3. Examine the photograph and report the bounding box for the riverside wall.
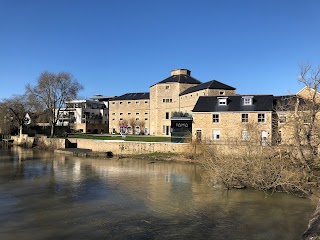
[10,135,276,156]
[67,138,190,155]
[11,135,190,155]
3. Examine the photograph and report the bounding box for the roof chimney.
[171,69,191,76]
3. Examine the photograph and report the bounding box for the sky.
[0,0,320,100]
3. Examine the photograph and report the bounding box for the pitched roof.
[111,92,150,101]
[180,80,236,96]
[152,74,201,86]
[192,95,274,112]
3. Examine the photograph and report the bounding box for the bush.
[197,142,319,197]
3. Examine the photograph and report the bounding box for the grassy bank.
[67,134,171,142]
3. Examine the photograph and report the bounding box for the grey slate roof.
[180,80,236,96]
[111,92,150,101]
[152,74,201,86]
[192,95,274,112]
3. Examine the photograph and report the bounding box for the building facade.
[109,69,237,136]
[57,99,109,133]
[191,95,274,144]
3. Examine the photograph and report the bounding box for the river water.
[0,146,316,240]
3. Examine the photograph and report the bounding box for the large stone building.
[109,69,237,136]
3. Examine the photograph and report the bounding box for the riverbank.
[303,198,320,240]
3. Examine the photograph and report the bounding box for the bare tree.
[138,120,146,135]
[128,117,137,135]
[275,64,320,169]
[0,94,32,136]
[26,71,83,137]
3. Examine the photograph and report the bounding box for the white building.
[57,99,109,133]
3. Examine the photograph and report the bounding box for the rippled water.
[0,146,316,240]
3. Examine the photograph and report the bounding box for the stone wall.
[67,138,190,155]
[11,134,35,147]
[11,135,190,155]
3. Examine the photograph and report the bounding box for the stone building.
[191,95,274,144]
[109,93,150,134]
[109,69,236,136]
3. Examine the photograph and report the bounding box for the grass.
[67,134,171,142]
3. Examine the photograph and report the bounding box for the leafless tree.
[26,71,83,137]
[128,117,137,135]
[138,120,146,135]
[0,94,33,136]
[275,64,320,169]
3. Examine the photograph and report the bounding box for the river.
[0,146,316,239]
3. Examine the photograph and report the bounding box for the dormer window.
[242,96,253,106]
[218,97,228,105]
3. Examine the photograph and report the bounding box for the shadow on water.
[0,146,316,240]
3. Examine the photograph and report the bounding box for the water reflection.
[0,147,316,240]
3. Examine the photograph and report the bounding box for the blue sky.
[1,0,319,100]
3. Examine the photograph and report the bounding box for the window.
[242,130,249,141]
[163,125,170,135]
[112,118,115,121]
[242,113,248,123]
[219,91,225,95]
[145,112,148,115]
[196,130,202,141]
[136,101,140,104]
[119,102,123,104]
[163,98,172,103]
[213,130,221,140]
[120,113,123,115]
[119,118,123,121]
[136,118,139,121]
[279,115,286,123]
[145,101,148,104]
[128,101,131,104]
[112,102,115,104]
[212,114,219,123]
[145,118,148,121]
[258,113,265,123]
[165,112,170,119]
[136,112,139,115]
[128,112,131,115]
[218,98,227,105]
[243,96,253,106]
[165,86,170,89]
[112,113,115,115]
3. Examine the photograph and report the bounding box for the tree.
[138,120,146,135]
[275,64,320,167]
[0,94,32,136]
[128,117,137,135]
[26,71,83,137]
